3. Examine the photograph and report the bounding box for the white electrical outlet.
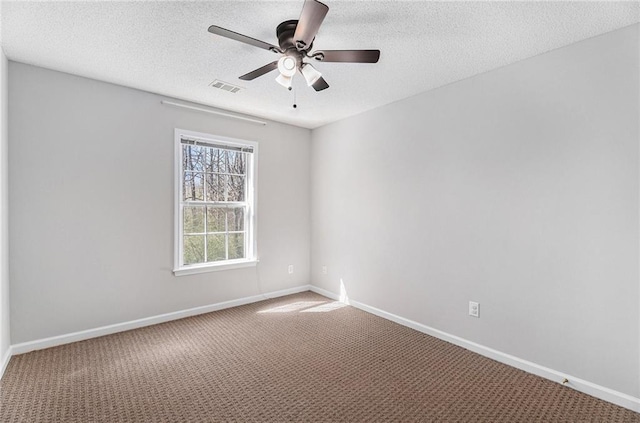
[322,266,327,274]
[469,301,480,318]
[288,265,294,274]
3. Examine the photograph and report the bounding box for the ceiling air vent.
[209,79,242,93]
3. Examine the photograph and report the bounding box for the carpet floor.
[1,291,638,422]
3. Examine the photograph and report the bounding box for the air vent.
[209,80,242,93]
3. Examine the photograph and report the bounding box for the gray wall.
[0,50,9,362]
[311,24,639,397]
[9,63,311,344]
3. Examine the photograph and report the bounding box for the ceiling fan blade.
[293,0,329,50]
[239,61,279,81]
[208,25,280,52]
[315,50,380,63]
[312,77,329,92]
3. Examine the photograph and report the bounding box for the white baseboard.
[0,345,12,379]
[10,284,311,357]
[309,285,640,413]
[309,286,340,300]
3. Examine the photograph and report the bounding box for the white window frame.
[173,128,258,276]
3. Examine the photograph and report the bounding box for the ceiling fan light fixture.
[301,63,322,87]
[275,73,293,89]
[277,56,297,77]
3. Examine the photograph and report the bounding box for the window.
[174,129,257,275]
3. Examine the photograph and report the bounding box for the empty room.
[0,1,639,421]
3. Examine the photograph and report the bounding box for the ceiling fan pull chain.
[292,86,298,109]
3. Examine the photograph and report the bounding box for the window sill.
[174,259,258,276]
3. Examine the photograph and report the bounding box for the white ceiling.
[2,1,638,129]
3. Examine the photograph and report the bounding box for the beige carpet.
[1,291,638,422]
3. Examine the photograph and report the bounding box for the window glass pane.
[228,233,245,260]
[206,234,226,262]
[207,207,226,233]
[206,173,226,201]
[227,151,246,175]
[206,148,223,173]
[210,149,228,174]
[183,206,205,234]
[183,145,206,172]
[183,172,204,201]
[183,235,205,264]
[227,175,245,202]
[227,208,244,232]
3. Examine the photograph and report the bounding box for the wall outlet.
[288,265,294,274]
[322,266,327,274]
[469,301,480,318]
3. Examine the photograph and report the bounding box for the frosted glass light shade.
[275,73,292,89]
[277,56,297,77]
[301,64,322,86]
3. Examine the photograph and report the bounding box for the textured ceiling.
[2,1,638,129]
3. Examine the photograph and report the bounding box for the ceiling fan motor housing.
[277,20,312,56]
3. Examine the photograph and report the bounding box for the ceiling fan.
[208,0,380,92]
